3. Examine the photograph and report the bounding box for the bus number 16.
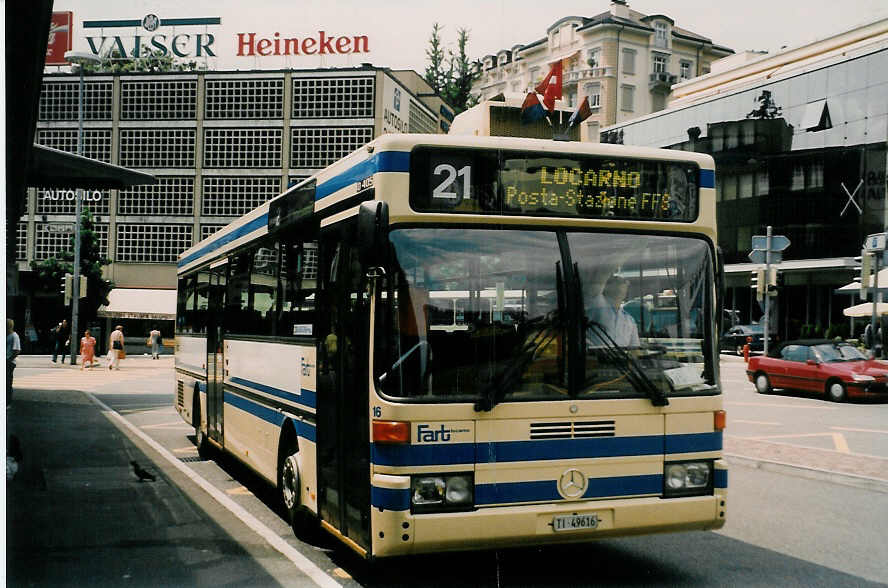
[433,164,471,202]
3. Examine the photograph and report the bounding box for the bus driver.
[587,274,640,348]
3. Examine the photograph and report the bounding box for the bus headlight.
[411,473,474,513]
[663,460,713,497]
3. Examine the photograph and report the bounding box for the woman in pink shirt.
[80,329,97,370]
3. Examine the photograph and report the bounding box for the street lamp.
[63,50,102,365]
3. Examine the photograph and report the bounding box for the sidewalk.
[17,353,174,369]
[5,377,287,585]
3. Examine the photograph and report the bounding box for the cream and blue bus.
[174,133,727,559]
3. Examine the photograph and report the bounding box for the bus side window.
[194,271,210,334]
[277,240,318,337]
[226,251,252,335]
[251,246,278,335]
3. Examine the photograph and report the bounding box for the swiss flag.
[534,60,563,113]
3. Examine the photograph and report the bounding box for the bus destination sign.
[409,147,700,222]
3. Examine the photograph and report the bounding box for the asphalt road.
[8,355,888,586]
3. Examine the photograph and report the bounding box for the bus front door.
[317,241,371,552]
[206,266,226,447]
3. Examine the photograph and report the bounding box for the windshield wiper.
[474,311,562,411]
[586,321,669,406]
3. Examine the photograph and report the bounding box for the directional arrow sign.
[751,235,791,252]
[748,250,782,264]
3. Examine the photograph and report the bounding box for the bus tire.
[193,389,211,459]
[279,436,317,536]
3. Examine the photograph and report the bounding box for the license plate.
[553,513,599,532]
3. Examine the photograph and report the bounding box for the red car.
[746,339,888,402]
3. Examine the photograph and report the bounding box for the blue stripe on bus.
[227,376,316,408]
[177,214,268,268]
[699,169,715,188]
[714,468,728,489]
[372,433,722,468]
[371,486,411,511]
[223,389,317,441]
[665,432,722,454]
[225,390,286,426]
[315,151,410,202]
[475,474,662,505]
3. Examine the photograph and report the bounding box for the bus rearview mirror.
[357,200,389,267]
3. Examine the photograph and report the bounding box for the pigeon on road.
[130,460,156,482]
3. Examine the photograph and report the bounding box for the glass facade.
[604,44,888,340]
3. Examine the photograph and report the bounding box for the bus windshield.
[374,228,717,404]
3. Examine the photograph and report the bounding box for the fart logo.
[416,423,470,443]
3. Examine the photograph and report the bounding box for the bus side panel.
[174,334,208,427]
[223,339,316,485]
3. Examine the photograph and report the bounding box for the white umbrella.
[842,302,888,318]
[836,268,888,293]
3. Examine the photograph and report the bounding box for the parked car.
[720,324,769,355]
[746,339,888,402]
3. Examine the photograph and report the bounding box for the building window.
[116,223,193,263]
[201,224,226,241]
[723,175,737,200]
[204,128,283,168]
[710,126,724,151]
[292,77,374,118]
[408,101,437,133]
[205,78,284,119]
[584,83,601,108]
[121,80,197,120]
[809,161,824,189]
[36,129,112,163]
[202,176,281,217]
[119,129,195,168]
[16,222,27,260]
[654,22,668,48]
[742,120,755,145]
[291,126,373,169]
[118,177,194,216]
[791,165,805,191]
[39,81,112,121]
[739,173,754,199]
[587,48,601,69]
[680,60,692,80]
[622,49,636,75]
[620,85,635,112]
[35,223,108,259]
[652,54,667,74]
[757,171,769,196]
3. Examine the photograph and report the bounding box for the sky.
[48,0,888,74]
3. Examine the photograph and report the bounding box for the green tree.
[424,23,447,94]
[443,28,479,114]
[30,207,114,330]
[424,24,479,114]
[82,47,204,73]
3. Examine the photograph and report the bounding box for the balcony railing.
[649,71,677,92]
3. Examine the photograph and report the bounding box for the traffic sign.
[751,234,791,252]
[748,250,782,265]
[864,233,887,252]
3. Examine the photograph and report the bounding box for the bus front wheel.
[279,441,317,536]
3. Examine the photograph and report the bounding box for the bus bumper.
[371,489,727,557]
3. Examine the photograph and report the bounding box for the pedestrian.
[51,319,70,364]
[107,325,125,370]
[7,319,21,405]
[148,326,162,359]
[79,328,97,370]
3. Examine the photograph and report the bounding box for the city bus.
[174,133,727,559]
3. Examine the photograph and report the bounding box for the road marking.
[832,426,888,435]
[726,401,837,410]
[733,419,782,426]
[140,421,192,430]
[746,432,851,453]
[86,393,341,588]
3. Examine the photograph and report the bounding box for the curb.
[724,452,888,494]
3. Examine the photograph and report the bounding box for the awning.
[836,268,888,294]
[842,302,888,318]
[97,288,176,321]
[28,144,157,189]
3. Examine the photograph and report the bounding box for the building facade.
[472,0,732,142]
[16,66,452,351]
[601,19,888,341]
